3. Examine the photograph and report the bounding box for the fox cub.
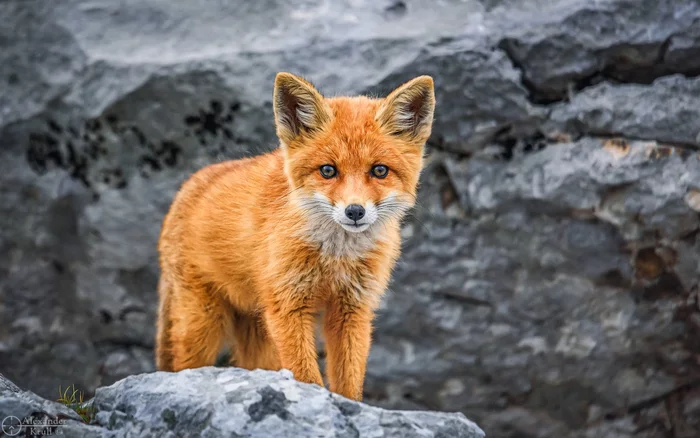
[155,72,435,400]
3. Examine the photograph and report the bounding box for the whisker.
[403,212,431,235]
[373,193,434,236]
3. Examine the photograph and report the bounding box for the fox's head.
[273,72,435,242]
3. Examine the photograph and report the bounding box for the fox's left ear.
[376,75,435,144]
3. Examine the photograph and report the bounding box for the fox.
[155,72,435,401]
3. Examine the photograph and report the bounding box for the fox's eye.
[371,165,389,179]
[319,164,337,179]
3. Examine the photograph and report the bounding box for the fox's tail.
[155,276,174,371]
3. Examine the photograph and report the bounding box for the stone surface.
[0,369,483,437]
[0,372,102,437]
[546,76,700,147]
[95,367,484,437]
[368,138,700,437]
[2,1,700,437]
[496,0,700,103]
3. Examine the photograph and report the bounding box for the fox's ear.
[273,72,330,145]
[376,75,435,144]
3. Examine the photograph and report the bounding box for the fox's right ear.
[273,72,330,145]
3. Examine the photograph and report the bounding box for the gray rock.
[546,76,700,147]
[0,372,102,437]
[496,0,700,103]
[367,138,700,436]
[2,0,700,437]
[94,367,484,438]
[0,369,485,438]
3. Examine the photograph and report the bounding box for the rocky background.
[1,0,699,437]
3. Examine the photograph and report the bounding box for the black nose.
[345,204,365,221]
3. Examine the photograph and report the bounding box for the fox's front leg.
[263,299,323,386]
[323,299,374,400]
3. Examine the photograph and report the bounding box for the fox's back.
[158,150,289,285]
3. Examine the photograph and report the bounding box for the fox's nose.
[345,204,365,222]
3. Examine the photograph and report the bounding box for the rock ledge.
[0,368,485,437]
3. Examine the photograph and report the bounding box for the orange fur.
[155,72,435,400]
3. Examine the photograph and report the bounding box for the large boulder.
[0,368,484,437]
[369,137,700,437]
[1,1,699,437]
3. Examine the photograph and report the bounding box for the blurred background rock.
[1,1,699,437]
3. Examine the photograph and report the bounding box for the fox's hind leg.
[229,311,281,371]
[165,278,232,371]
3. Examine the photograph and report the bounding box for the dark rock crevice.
[499,35,700,106]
